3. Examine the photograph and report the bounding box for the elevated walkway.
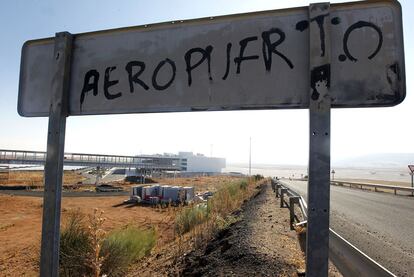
[0,149,180,171]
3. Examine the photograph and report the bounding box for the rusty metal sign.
[18,0,405,117]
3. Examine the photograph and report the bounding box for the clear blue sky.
[0,0,413,165]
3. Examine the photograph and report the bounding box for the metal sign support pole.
[40,32,73,277]
[306,3,331,277]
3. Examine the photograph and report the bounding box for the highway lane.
[282,180,414,277]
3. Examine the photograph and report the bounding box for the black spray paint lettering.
[125,61,149,92]
[295,16,383,62]
[222,43,232,80]
[262,28,294,70]
[234,36,259,74]
[311,14,329,57]
[80,69,99,106]
[104,66,122,100]
[185,46,213,86]
[78,20,383,108]
[296,13,330,57]
[152,58,176,90]
[79,27,294,107]
[339,21,383,62]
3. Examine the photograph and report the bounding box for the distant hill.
[334,153,414,168]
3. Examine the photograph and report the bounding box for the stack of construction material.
[163,186,181,202]
[130,184,194,204]
[183,187,195,203]
[131,186,143,197]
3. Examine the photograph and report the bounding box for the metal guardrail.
[331,180,414,196]
[271,179,396,277]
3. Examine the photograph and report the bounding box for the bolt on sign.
[18,0,404,117]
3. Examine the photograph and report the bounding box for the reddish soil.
[0,194,178,276]
[0,176,339,276]
[0,175,242,276]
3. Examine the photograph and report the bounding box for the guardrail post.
[276,183,280,198]
[280,188,287,208]
[307,3,331,277]
[411,173,414,196]
[40,32,72,277]
[289,196,300,230]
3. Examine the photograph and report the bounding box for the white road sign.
[18,0,405,117]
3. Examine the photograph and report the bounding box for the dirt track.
[179,182,304,276]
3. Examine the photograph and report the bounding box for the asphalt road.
[282,180,414,277]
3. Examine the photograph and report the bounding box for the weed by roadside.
[60,210,93,277]
[101,225,156,276]
[174,178,264,243]
[59,209,156,277]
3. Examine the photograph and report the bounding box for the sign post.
[307,3,331,276]
[39,32,72,277]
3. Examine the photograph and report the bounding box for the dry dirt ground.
[0,170,85,186]
[134,182,342,277]
[1,177,341,276]
[0,195,179,276]
[0,175,242,276]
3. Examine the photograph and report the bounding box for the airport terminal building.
[176,152,226,173]
[122,151,226,176]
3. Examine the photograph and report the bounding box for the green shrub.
[59,210,156,277]
[253,174,264,181]
[59,211,93,277]
[175,179,250,235]
[100,226,157,276]
[239,179,248,190]
[175,204,209,235]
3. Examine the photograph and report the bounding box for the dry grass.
[173,177,265,253]
[152,176,244,193]
[0,170,85,186]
